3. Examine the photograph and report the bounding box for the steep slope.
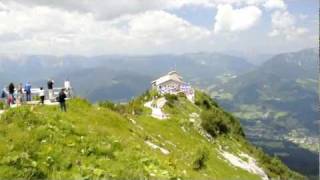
[211,48,318,139]
[0,91,302,180]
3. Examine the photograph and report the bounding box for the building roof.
[152,71,185,85]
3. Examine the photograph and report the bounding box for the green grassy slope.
[0,91,303,180]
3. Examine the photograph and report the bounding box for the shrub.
[128,100,143,115]
[177,92,186,98]
[164,94,178,108]
[114,104,128,115]
[194,91,219,109]
[98,101,117,111]
[0,100,4,110]
[192,147,209,170]
[200,110,229,137]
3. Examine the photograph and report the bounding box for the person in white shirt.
[39,87,45,105]
[64,79,72,97]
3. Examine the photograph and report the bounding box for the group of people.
[1,82,32,106]
[1,79,72,112]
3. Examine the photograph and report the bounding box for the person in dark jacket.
[7,83,15,105]
[47,79,54,101]
[8,83,14,95]
[58,88,67,112]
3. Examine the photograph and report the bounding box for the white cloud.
[269,11,308,40]
[127,11,211,45]
[263,0,286,10]
[4,0,277,20]
[0,2,211,55]
[5,0,216,20]
[214,4,262,33]
[0,0,315,55]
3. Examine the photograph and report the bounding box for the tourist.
[24,82,32,101]
[8,83,14,96]
[1,87,6,99]
[16,83,24,105]
[58,88,67,112]
[47,79,55,101]
[39,87,45,105]
[64,79,72,97]
[7,83,15,106]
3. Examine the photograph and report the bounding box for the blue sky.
[0,0,318,55]
[170,0,318,54]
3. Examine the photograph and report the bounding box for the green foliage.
[98,100,135,115]
[192,147,209,171]
[194,91,219,109]
[196,91,244,137]
[33,95,40,101]
[200,110,229,137]
[142,89,160,101]
[128,99,144,115]
[164,94,178,108]
[0,100,5,110]
[98,100,117,111]
[177,92,187,98]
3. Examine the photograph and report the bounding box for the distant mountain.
[260,48,318,79]
[217,48,318,133]
[54,67,152,102]
[223,50,274,65]
[0,52,254,102]
[209,48,319,178]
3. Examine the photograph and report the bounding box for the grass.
[0,91,304,180]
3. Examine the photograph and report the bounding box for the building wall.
[157,80,182,93]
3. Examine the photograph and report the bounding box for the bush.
[177,92,186,98]
[201,110,229,137]
[128,100,143,115]
[0,100,4,110]
[164,94,178,108]
[192,147,209,170]
[98,101,117,111]
[194,91,219,109]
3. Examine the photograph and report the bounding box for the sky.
[0,0,318,56]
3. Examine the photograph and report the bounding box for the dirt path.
[144,97,167,120]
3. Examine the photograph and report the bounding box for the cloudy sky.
[0,0,318,56]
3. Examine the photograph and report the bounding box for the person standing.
[39,87,45,105]
[7,83,15,106]
[64,79,72,97]
[1,87,6,99]
[24,82,32,101]
[47,79,55,101]
[58,88,67,112]
[16,83,23,106]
